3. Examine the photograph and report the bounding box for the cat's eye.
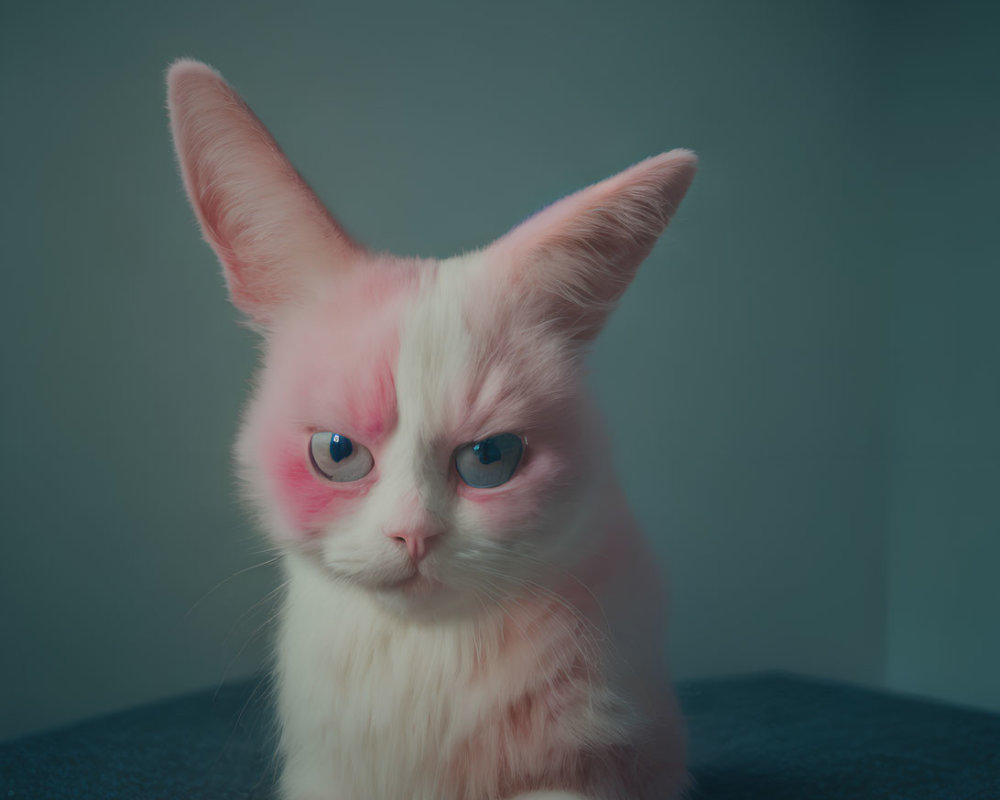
[309,433,374,482]
[454,433,524,489]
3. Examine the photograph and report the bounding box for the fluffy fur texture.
[168,59,696,800]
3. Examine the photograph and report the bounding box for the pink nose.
[386,529,437,563]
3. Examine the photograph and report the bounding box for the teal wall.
[881,3,1000,711]
[1,1,996,742]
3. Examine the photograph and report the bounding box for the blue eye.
[454,433,524,488]
[309,433,374,482]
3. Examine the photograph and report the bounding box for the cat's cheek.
[461,489,543,532]
[456,451,566,531]
[269,450,369,536]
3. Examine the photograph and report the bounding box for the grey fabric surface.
[2,672,998,799]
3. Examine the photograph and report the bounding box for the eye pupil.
[473,439,502,465]
[329,434,353,463]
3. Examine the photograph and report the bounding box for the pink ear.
[167,60,360,322]
[489,150,697,341]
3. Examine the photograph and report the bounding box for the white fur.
[259,256,683,800]
[270,257,642,800]
[168,60,694,800]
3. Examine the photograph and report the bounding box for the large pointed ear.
[167,59,360,323]
[488,150,696,341]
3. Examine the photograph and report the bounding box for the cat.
[167,59,696,800]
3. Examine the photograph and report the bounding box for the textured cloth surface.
[2,673,998,799]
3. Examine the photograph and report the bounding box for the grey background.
[1,0,997,742]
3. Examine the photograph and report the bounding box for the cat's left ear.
[487,150,696,341]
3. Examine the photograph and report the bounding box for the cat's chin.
[381,570,441,597]
[368,571,478,621]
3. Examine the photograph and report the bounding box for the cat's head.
[168,60,695,619]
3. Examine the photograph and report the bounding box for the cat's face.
[238,255,593,617]
[168,60,695,618]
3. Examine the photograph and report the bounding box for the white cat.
[168,59,696,800]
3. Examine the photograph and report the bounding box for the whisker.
[216,594,287,701]
[186,555,282,617]
[225,580,289,644]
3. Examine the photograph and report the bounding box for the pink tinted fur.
[245,264,417,537]
[445,490,679,799]
[168,58,696,800]
[491,151,697,341]
[167,59,361,322]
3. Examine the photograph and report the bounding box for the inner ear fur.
[167,59,361,324]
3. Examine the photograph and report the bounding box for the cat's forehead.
[395,252,576,438]
[260,260,418,441]
[261,252,571,443]
[393,255,480,437]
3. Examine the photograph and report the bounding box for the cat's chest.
[277,586,491,799]
[274,567,593,800]
[304,609,481,743]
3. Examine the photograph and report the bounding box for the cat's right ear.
[167,60,360,325]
